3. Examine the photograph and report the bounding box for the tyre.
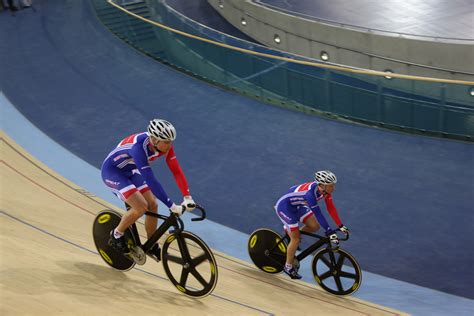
[161,231,218,298]
[311,247,362,295]
[248,228,287,274]
[92,210,136,271]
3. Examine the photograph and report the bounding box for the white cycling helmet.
[148,119,176,141]
[315,170,337,185]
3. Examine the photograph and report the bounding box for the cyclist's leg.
[141,190,158,238]
[301,208,320,233]
[116,191,148,233]
[302,216,320,233]
[102,167,148,233]
[286,229,300,265]
[139,189,161,260]
[293,206,314,250]
[275,204,299,265]
[129,172,158,239]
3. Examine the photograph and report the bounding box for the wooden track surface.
[0,133,407,315]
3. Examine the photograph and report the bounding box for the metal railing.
[91,0,474,140]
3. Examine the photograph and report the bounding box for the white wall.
[208,0,474,81]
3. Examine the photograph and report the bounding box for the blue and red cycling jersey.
[275,181,342,233]
[101,132,189,208]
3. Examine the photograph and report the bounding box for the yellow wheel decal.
[263,266,277,273]
[98,214,111,224]
[352,282,359,290]
[166,235,176,243]
[249,235,257,248]
[99,249,113,265]
[314,276,321,284]
[176,285,186,293]
[210,262,216,275]
[277,239,286,253]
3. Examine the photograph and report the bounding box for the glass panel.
[92,0,474,139]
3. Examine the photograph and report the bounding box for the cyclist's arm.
[324,194,343,227]
[131,144,173,208]
[166,146,190,197]
[305,188,332,232]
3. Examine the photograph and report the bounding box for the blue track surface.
[1,0,473,301]
[5,91,474,316]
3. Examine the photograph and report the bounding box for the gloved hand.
[328,234,339,248]
[181,195,196,211]
[339,225,350,235]
[170,203,185,216]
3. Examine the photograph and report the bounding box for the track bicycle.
[248,228,361,295]
[92,205,218,298]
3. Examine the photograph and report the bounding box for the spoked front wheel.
[311,248,362,295]
[161,231,218,298]
[247,228,287,274]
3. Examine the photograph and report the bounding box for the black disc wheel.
[92,210,136,271]
[247,228,287,274]
[161,231,218,298]
[311,248,362,295]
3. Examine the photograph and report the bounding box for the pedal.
[128,246,146,265]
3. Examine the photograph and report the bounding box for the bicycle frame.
[94,204,217,297]
[274,230,348,262]
[129,205,206,253]
[295,231,329,262]
[247,227,360,295]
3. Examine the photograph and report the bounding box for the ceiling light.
[384,69,394,79]
[469,87,474,96]
[320,51,329,61]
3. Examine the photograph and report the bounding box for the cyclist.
[275,170,349,279]
[101,119,195,261]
